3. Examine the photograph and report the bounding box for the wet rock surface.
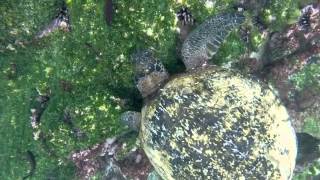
[257,4,320,136]
[296,133,320,166]
[70,133,153,180]
[247,4,320,174]
[118,149,153,180]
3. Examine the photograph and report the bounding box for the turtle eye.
[145,62,154,73]
[155,64,161,72]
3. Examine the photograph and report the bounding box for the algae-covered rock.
[140,67,297,179]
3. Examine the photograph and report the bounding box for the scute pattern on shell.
[181,13,245,70]
[140,67,297,180]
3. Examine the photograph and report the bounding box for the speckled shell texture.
[140,67,297,180]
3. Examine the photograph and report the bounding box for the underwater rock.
[61,109,87,139]
[29,89,50,141]
[104,159,126,180]
[118,149,153,179]
[70,138,121,179]
[36,4,71,39]
[233,0,269,14]
[262,31,300,64]
[70,131,139,179]
[261,3,320,65]
[295,133,320,173]
[23,150,36,180]
[295,89,318,110]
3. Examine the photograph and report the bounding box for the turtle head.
[132,50,169,98]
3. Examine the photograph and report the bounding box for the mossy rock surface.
[140,66,297,179]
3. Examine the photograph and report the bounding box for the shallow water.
[0,0,319,179]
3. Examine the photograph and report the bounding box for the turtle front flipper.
[181,13,245,70]
[132,50,169,98]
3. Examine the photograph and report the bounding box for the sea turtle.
[120,12,297,179]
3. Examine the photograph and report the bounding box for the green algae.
[260,0,300,31]
[213,31,246,65]
[303,117,320,139]
[294,161,320,180]
[0,0,319,179]
[290,62,320,92]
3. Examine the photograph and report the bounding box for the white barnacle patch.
[164,101,179,118]
[205,149,214,156]
[180,86,193,95]
[170,141,178,149]
[173,127,185,138]
[191,129,209,144]
[190,145,203,154]
[203,168,208,176]
[158,105,166,115]
[181,119,190,131]
[173,94,184,104]
[161,124,167,131]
